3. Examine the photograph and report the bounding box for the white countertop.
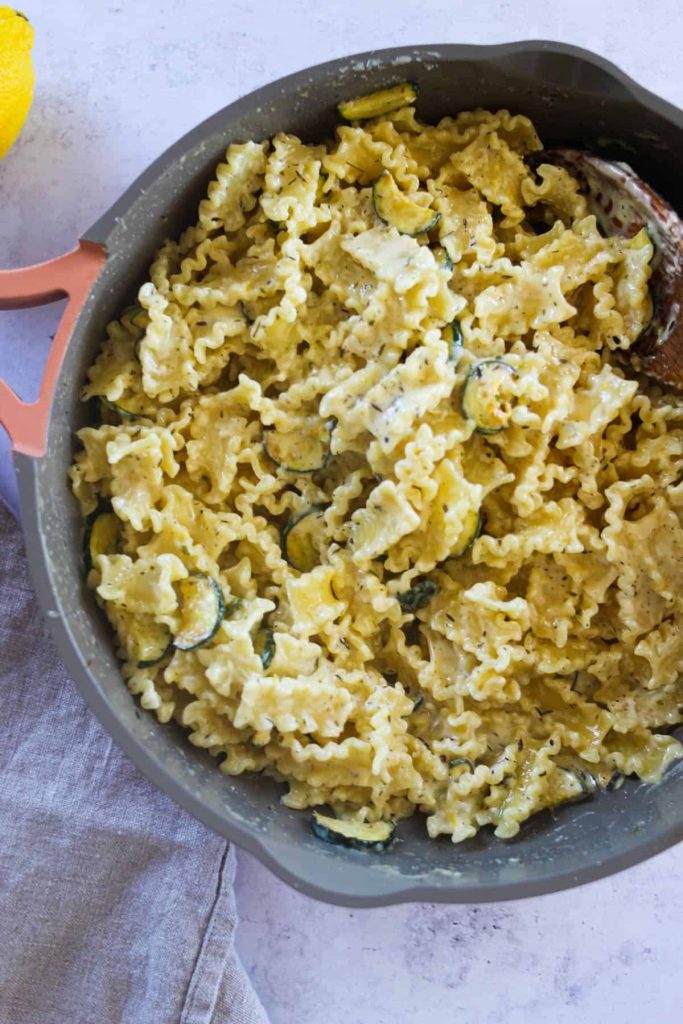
[2,1,683,1020]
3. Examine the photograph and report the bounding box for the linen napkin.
[0,496,269,1024]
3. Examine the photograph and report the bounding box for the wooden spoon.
[539,149,683,389]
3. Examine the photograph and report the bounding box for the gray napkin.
[0,497,269,1024]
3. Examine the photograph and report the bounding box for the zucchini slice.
[311,812,396,852]
[263,418,332,473]
[444,319,463,363]
[432,245,454,272]
[282,505,327,573]
[396,577,438,613]
[174,574,225,651]
[449,507,483,559]
[461,359,518,435]
[449,757,475,772]
[121,304,149,335]
[254,626,275,669]
[561,765,625,799]
[130,619,173,669]
[575,769,599,795]
[373,171,440,236]
[606,771,625,791]
[338,81,418,121]
[100,396,144,420]
[83,506,121,572]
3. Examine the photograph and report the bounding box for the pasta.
[70,97,683,845]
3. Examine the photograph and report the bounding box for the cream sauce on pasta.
[70,106,683,843]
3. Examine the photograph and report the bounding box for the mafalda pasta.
[70,92,683,845]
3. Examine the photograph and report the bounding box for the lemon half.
[0,7,35,159]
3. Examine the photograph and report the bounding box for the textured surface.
[2,1,683,1022]
[236,844,681,1024]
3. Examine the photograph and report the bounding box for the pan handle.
[0,240,106,457]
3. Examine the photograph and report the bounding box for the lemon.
[0,7,34,160]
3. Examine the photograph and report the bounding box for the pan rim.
[22,40,683,906]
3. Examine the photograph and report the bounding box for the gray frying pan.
[2,41,683,906]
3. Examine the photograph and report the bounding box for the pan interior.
[24,43,683,904]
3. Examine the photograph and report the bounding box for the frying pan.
[2,41,683,907]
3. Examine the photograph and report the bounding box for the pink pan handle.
[0,241,106,457]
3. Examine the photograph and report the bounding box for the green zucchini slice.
[121,304,149,335]
[432,245,454,272]
[449,757,475,772]
[263,418,332,473]
[130,619,173,669]
[83,506,121,572]
[396,577,438,613]
[174,574,225,651]
[449,508,483,559]
[575,769,599,795]
[311,812,396,852]
[373,171,440,236]
[254,626,275,669]
[461,359,518,435]
[561,765,625,799]
[338,81,418,121]
[100,396,145,420]
[444,319,463,363]
[282,505,327,573]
